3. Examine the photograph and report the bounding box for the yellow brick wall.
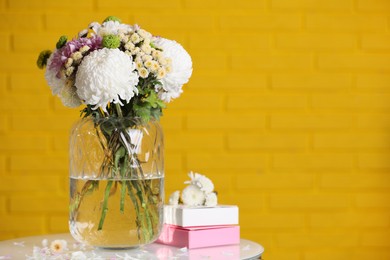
[1,0,390,259]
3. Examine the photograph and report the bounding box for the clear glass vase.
[68,116,164,248]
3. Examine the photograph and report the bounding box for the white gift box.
[163,205,239,227]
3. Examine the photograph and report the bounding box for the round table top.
[0,233,264,259]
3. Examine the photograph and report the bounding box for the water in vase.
[69,176,164,248]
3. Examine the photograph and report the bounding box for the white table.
[0,233,264,259]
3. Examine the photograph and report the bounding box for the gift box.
[163,205,239,227]
[157,224,240,249]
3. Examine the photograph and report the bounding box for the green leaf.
[133,103,151,122]
[150,107,163,120]
[143,91,159,108]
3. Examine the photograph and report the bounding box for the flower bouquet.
[37,16,192,247]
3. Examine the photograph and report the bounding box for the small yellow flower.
[141,43,152,55]
[138,29,152,39]
[153,50,163,60]
[65,66,74,77]
[71,51,82,61]
[134,55,143,63]
[65,58,73,68]
[125,41,135,51]
[165,65,172,73]
[130,33,141,44]
[144,60,153,69]
[131,47,141,55]
[157,68,166,79]
[119,33,128,43]
[136,61,144,70]
[142,55,153,62]
[79,45,90,54]
[138,67,149,78]
[151,61,160,72]
[143,37,151,46]
[165,57,172,65]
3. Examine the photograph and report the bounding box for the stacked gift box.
[157,205,240,249]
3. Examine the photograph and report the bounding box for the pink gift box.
[157,224,240,249]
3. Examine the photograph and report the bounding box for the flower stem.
[115,103,123,117]
[126,182,142,242]
[119,154,129,213]
[69,180,98,219]
[120,181,126,213]
[98,180,114,230]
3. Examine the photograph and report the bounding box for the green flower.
[103,16,121,23]
[56,35,67,49]
[36,50,52,69]
[102,35,121,49]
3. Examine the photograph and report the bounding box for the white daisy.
[138,67,149,78]
[130,33,142,44]
[75,48,139,111]
[181,184,205,206]
[50,239,67,253]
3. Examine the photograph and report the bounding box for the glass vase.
[68,116,164,248]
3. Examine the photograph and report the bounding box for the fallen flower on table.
[50,239,68,254]
[13,241,25,247]
[25,238,90,260]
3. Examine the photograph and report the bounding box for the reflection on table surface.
[0,233,264,259]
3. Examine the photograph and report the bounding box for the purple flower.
[48,35,102,78]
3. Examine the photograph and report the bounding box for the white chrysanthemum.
[93,21,133,36]
[181,184,205,206]
[44,54,66,96]
[50,239,67,253]
[185,171,214,194]
[75,48,139,111]
[205,192,218,207]
[153,37,192,102]
[169,190,180,206]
